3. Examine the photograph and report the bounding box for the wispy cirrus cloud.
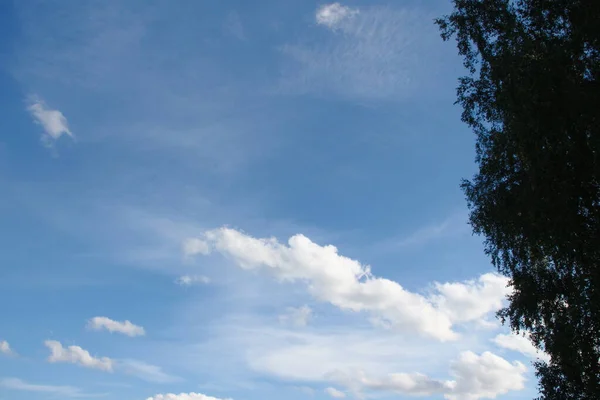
[13,1,282,177]
[87,316,146,337]
[377,211,470,251]
[175,275,211,286]
[278,305,312,327]
[146,393,231,400]
[0,377,100,398]
[278,4,440,101]
[119,359,182,383]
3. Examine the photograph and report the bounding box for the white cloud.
[325,387,346,398]
[226,317,526,400]
[27,96,73,144]
[246,328,446,383]
[185,228,509,341]
[475,318,501,330]
[44,340,113,372]
[0,377,93,398]
[146,393,231,400]
[0,340,14,356]
[188,228,454,340]
[316,3,359,29]
[430,273,511,323]
[43,340,179,382]
[445,351,527,400]
[183,237,211,257]
[119,359,182,383]
[327,351,526,400]
[176,275,211,286]
[280,6,439,100]
[279,305,312,327]
[336,370,451,397]
[87,316,146,337]
[493,332,551,363]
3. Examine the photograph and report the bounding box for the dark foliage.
[436,1,600,398]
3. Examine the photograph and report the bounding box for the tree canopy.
[436,0,600,398]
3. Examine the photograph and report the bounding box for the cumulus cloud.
[316,3,358,29]
[184,228,509,341]
[325,387,346,398]
[493,332,551,363]
[43,340,179,382]
[175,275,211,286]
[430,273,511,323]
[0,340,14,356]
[279,305,312,327]
[44,340,113,371]
[87,316,146,337]
[0,377,92,398]
[146,393,231,400]
[27,96,73,144]
[445,351,527,400]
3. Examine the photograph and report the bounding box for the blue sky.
[0,1,547,400]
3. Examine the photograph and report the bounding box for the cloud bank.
[184,227,511,341]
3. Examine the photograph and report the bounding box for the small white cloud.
[0,340,14,356]
[175,275,211,286]
[27,96,73,144]
[0,377,92,398]
[44,340,113,372]
[279,305,312,327]
[146,393,231,400]
[492,332,551,363]
[325,387,346,398]
[183,237,211,257]
[316,3,359,29]
[119,359,181,383]
[87,316,146,337]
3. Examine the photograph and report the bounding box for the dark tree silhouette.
[436,1,600,399]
